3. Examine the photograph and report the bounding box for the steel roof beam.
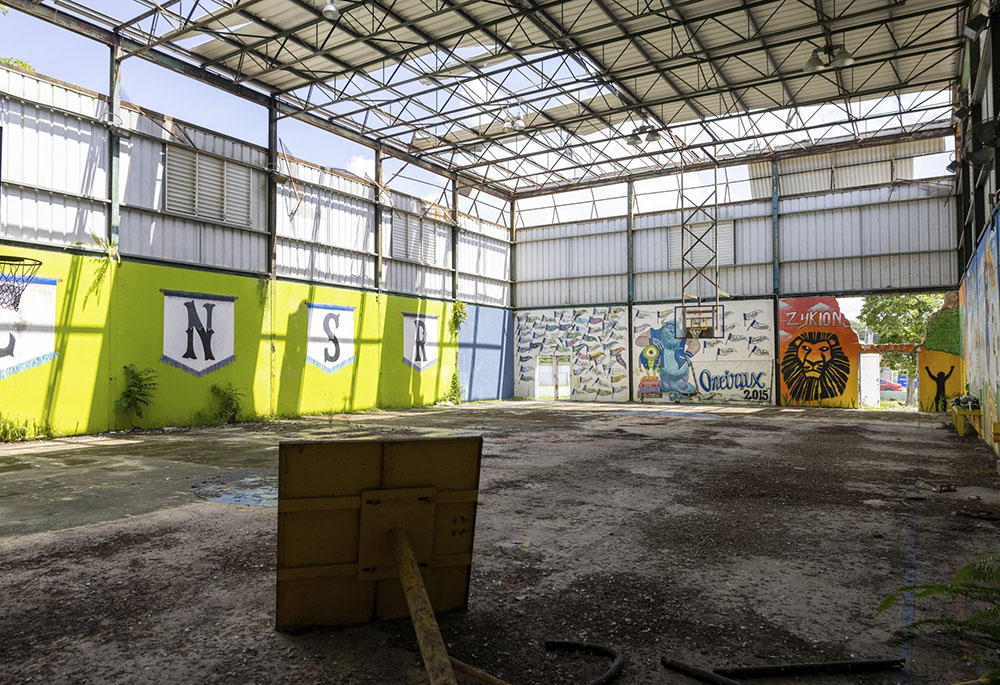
[426,42,961,160]
[513,124,953,198]
[321,0,961,142]
[454,77,955,172]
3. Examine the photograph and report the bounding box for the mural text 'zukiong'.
[778,297,860,408]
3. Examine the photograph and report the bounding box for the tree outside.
[0,6,33,71]
[859,292,945,405]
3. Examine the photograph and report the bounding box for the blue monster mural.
[644,320,700,397]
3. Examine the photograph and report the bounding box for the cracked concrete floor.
[1,402,999,684]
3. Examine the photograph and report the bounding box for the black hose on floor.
[714,658,905,678]
[544,640,625,685]
[660,657,741,685]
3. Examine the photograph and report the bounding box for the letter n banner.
[161,289,236,377]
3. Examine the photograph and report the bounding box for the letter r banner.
[402,312,438,371]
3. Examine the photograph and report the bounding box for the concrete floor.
[1,401,999,683]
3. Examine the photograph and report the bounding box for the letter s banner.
[306,303,356,374]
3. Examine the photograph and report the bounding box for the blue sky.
[0,7,446,198]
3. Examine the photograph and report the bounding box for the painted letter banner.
[161,289,236,377]
[306,303,355,374]
[402,312,438,371]
[0,277,57,379]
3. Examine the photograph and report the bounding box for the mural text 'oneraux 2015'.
[305,303,355,374]
[0,276,58,379]
[402,312,438,371]
[778,296,860,408]
[160,289,236,377]
[632,299,775,404]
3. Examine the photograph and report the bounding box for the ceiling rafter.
[11,0,965,197]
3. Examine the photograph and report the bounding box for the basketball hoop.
[675,304,723,339]
[0,256,42,311]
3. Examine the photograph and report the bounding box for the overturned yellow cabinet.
[275,436,483,631]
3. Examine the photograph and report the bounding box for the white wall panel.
[516,232,625,282]
[459,214,509,242]
[457,231,509,282]
[0,66,106,119]
[0,184,105,246]
[384,259,451,300]
[276,239,375,289]
[457,275,509,308]
[120,136,164,211]
[1,95,107,200]
[635,265,771,302]
[517,275,626,308]
[277,183,374,253]
[286,160,373,201]
[120,207,266,273]
[735,217,772,264]
[781,251,957,294]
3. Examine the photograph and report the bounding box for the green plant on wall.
[75,231,121,307]
[445,301,469,404]
[877,556,1000,681]
[115,364,158,425]
[0,415,51,442]
[209,383,244,424]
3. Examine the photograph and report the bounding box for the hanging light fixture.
[963,13,989,40]
[946,159,960,173]
[645,128,661,142]
[952,106,970,124]
[321,1,340,21]
[969,146,995,167]
[626,130,643,147]
[803,48,826,73]
[512,115,526,131]
[829,46,855,68]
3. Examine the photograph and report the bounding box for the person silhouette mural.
[925,365,954,412]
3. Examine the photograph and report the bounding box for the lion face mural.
[781,331,851,401]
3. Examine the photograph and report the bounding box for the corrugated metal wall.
[516,176,957,308]
[0,65,511,307]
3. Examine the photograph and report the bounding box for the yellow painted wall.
[0,244,112,436]
[917,349,962,412]
[1,245,460,437]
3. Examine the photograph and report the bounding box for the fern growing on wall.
[115,364,158,425]
[209,383,244,424]
[878,556,1000,681]
[445,301,469,404]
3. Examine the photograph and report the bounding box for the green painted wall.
[3,245,459,437]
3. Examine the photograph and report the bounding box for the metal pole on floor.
[389,527,457,685]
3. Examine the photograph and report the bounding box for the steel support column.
[267,98,278,278]
[374,149,383,291]
[626,179,635,402]
[451,178,459,301]
[107,36,122,248]
[771,160,780,295]
[509,199,517,310]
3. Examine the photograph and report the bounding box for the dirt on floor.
[2,402,1000,684]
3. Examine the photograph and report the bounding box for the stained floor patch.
[191,475,277,507]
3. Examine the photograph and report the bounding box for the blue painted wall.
[459,304,514,401]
